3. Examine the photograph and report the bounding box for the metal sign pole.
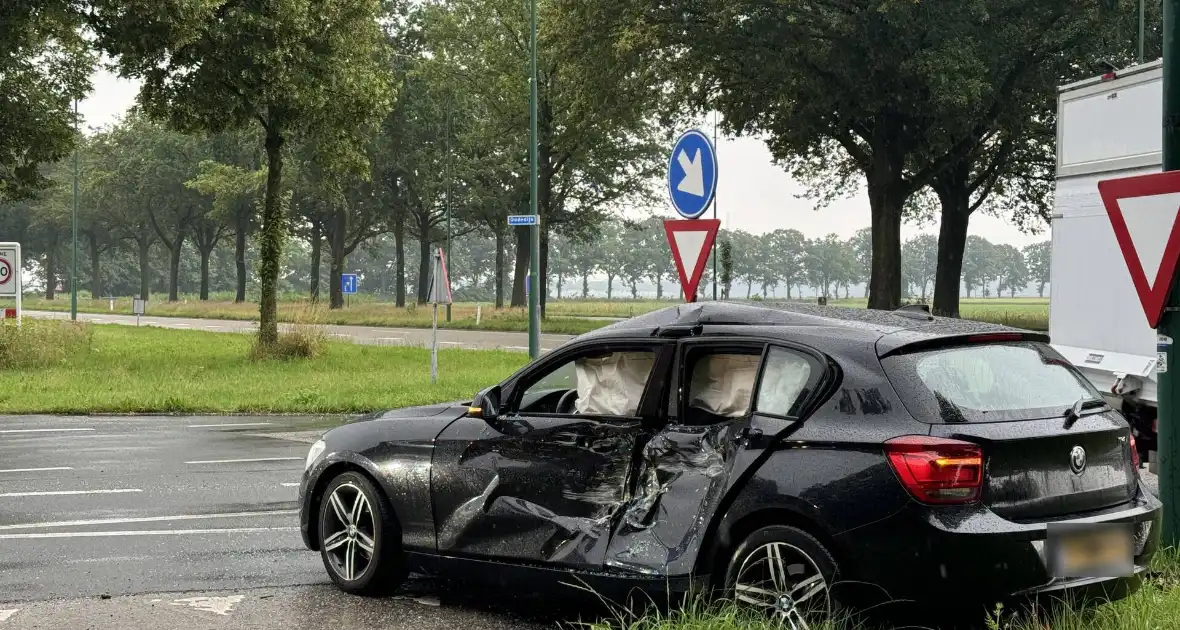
[431,302,439,384]
[1161,0,1180,546]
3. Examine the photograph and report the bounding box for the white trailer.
[1052,59,1164,464]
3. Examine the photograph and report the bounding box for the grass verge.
[0,324,526,414]
[586,549,1180,630]
[25,295,1051,332]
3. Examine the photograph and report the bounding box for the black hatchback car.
[298,302,1160,620]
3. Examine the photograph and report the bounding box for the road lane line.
[281,482,300,487]
[0,610,17,623]
[0,527,299,540]
[0,489,141,498]
[186,422,274,428]
[185,457,302,465]
[0,467,73,474]
[0,509,299,531]
[0,428,94,434]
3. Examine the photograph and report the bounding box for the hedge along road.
[24,310,575,353]
[0,415,552,630]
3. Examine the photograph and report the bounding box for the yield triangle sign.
[664,219,721,303]
[1098,170,1180,328]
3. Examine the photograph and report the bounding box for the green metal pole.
[446,98,452,323]
[527,0,540,359]
[1160,0,1180,547]
[71,98,79,321]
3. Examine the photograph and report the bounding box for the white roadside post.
[427,247,453,384]
[0,243,22,327]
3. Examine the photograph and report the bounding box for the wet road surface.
[0,415,558,629]
[25,310,574,352]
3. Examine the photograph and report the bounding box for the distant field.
[22,295,1051,332]
[0,323,525,414]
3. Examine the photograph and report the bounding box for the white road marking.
[0,489,141,498]
[186,422,274,428]
[0,428,94,434]
[0,467,73,474]
[171,595,244,616]
[281,482,300,487]
[0,527,298,540]
[185,457,302,465]
[0,509,298,531]
[0,610,16,623]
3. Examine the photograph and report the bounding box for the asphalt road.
[0,415,548,630]
[24,310,576,353]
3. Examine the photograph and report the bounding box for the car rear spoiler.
[876,330,1051,359]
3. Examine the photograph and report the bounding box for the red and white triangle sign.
[1099,170,1180,328]
[664,219,721,303]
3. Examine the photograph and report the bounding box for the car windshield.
[883,342,1103,423]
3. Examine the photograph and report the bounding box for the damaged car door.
[430,341,670,570]
[604,340,827,576]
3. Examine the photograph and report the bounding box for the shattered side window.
[754,347,812,417]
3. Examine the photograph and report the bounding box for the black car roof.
[579,301,1046,355]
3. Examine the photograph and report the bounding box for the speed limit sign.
[0,244,17,298]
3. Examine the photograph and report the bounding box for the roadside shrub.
[250,303,327,360]
[0,320,93,369]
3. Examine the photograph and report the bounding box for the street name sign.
[341,273,359,295]
[664,219,721,303]
[507,215,540,226]
[1098,171,1180,327]
[666,129,718,219]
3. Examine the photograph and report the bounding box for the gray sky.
[81,67,1045,248]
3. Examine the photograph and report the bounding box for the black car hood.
[350,401,470,423]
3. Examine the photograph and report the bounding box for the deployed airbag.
[687,354,760,417]
[575,352,655,416]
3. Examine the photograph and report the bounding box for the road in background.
[25,310,575,352]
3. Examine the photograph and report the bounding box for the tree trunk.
[199,248,212,300]
[581,272,589,298]
[394,211,406,307]
[417,232,431,304]
[258,118,287,346]
[234,209,248,303]
[494,226,505,309]
[309,222,322,302]
[511,225,528,307]
[1038,282,1046,298]
[656,277,662,299]
[168,239,182,302]
[630,279,638,299]
[44,247,57,300]
[866,186,905,310]
[931,165,971,318]
[539,228,549,317]
[606,274,615,299]
[137,239,151,300]
[88,231,102,298]
[329,208,346,310]
[746,283,751,299]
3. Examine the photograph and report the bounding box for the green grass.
[0,322,526,414]
[24,295,1051,332]
[586,548,1180,630]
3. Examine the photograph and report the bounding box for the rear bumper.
[833,485,1161,607]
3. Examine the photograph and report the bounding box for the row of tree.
[0,0,1154,347]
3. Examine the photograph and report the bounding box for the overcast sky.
[81,67,1046,248]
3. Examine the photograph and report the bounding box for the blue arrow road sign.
[341,273,358,294]
[507,214,540,226]
[667,129,717,219]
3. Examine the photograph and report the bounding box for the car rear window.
[881,342,1103,423]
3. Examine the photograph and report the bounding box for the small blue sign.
[666,129,718,219]
[508,214,540,226]
[341,273,358,295]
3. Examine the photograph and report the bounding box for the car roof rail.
[893,304,934,322]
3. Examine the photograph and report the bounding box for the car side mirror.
[469,385,502,422]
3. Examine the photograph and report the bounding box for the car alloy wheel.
[732,539,830,629]
[322,481,376,582]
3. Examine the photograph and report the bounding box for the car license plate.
[1047,522,1134,579]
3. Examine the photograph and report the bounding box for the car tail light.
[884,436,984,504]
[1130,433,1141,469]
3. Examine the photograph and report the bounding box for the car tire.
[722,525,840,624]
[318,471,407,596]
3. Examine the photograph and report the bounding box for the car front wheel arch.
[309,462,399,551]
